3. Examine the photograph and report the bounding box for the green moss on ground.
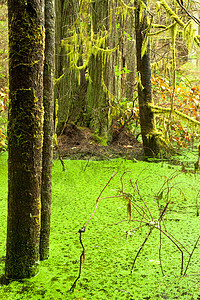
[0,152,200,299]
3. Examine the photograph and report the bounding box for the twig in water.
[135,179,154,221]
[184,235,200,276]
[154,225,185,276]
[159,222,165,276]
[84,171,118,228]
[69,227,85,292]
[195,191,200,217]
[131,227,153,273]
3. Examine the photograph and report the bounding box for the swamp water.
[0,152,200,299]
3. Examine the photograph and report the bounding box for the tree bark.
[135,0,161,157]
[6,0,44,279]
[54,0,87,134]
[40,0,55,261]
[86,0,113,144]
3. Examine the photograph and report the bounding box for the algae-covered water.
[0,152,200,299]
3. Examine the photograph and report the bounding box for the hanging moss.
[184,20,195,51]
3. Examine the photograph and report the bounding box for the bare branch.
[84,171,118,228]
[131,228,153,273]
[176,0,200,26]
[184,235,200,276]
[135,180,154,221]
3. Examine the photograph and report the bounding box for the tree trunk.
[6,0,44,279]
[86,53,109,143]
[40,0,55,261]
[123,9,136,103]
[135,0,161,157]
[86,0,136,144]
[86,0,113,144]
[55,0,87,134]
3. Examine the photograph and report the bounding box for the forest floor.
[57,123,143,161]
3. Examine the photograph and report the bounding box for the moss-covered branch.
[148,22,176,37]
[158,0,185,27]
[149,104,200,126]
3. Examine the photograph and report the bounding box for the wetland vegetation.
[1,152,200,299]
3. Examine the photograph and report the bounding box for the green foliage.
[114,65,131,77]
[141,33,149,58]
[136,71,144,90]
[152,75,200,149]
[123,30,132,41]
[91,133,107,146]
[146,0,200,152]
[62,4,111,77]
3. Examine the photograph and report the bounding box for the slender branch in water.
[122,191,149,221]
[161,228,190,254]
[154,226,184,275]
[159,222,165,276]
[195,191,200,217]
[69,228,85,292]
[83,152,94,172]
[156,171,179,196]
[135,180,154,221]
[84,171,118,228]
[131,227,153,273]
[184,235,200,276]
[120,171,131,193]
[158,187,171,222]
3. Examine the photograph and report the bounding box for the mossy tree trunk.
[86,0,122,144]
[123,9,136,103]
[6,0,44,279]
[55,0,87,134]
[135,0,161,157]
[85,0,109,142]
[86,53,110,143]
[40,0,55,261]
[86,0,136,144]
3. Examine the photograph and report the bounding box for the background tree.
[5,0,44,279]
[40,0,55,261]
[54,0,87,134]
[85,0,112,143]
[148,0,200,150]
[55,0,136,144]
[135,0,163,156]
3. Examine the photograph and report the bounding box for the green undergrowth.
[1,152,200,299]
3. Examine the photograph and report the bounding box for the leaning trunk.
[6,0,44,279]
